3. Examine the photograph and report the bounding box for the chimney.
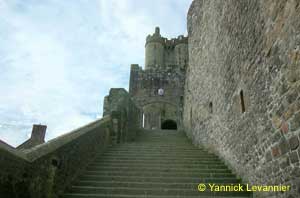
[31,124,47,143]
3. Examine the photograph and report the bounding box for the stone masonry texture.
[183,0,300,197]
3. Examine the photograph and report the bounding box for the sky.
[0,0,192,147]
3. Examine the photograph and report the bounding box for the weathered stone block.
[272,131,282,143]
[272,146,280,158]
[281,121,289,134]
[289,151,299,164]
[290,112,300,131]
[289,136,299,150]
[279,139,290,155]
[265,150,272,162]
[286,91,299,104]
[276,104,285,117]
[283,107,295,121]
[272,115,282,129]
[272,161,280,174]
[279,156,290,169]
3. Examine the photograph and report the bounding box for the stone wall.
[0,88,141,198]
[0,141,29,197]
[103,88,142,142]
[184,0,300,197]
[0,118,112,198]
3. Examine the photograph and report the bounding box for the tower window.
[240,90,246,113]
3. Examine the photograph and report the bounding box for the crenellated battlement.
[145,27,188,70]
[146,27,188,46]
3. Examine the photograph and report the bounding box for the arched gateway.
[161,119,177,130]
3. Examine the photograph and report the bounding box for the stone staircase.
[62,130,252,197]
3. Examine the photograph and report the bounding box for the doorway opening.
[161,120,177,130]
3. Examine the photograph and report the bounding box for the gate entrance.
[161,120,177,130]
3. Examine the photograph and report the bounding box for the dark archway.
[161,120,177,130]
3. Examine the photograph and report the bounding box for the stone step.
[90,161,225,167]
[63,193,250,198]
[78,175,241,183]
[73,180,240,189]
[104,146,204,149]
[136,138,188,141]
[96,157,218,162]
[91,160,224,167]
[62,130,251,197]
[102,148,208,151]
[106,147,201,151]
[100,151,214,155]
[67,186,250,197]
[98,153,217,158]
[98,156,219,160]
[105,143,201,146]
[138,137,188,138]
[85,166,232,173]
[95,158,220,163]
[87,164,228,170]
[86,166,231,173]
[101,151,214,156]
[137,132,184,135]
[83,170,235,178]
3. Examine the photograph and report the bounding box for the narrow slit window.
[190,107,193,126]
[240,90,246,113]
[209,102,213,113]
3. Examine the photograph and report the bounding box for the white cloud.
[0,0,192,146]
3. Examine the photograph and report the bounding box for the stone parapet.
[0,89,141,198]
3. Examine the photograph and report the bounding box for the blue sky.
[0,0,192,146]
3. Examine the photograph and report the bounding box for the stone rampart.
[184,0,300,197]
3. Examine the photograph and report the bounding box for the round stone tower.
[174,35,188,69]
[145,27,165,70]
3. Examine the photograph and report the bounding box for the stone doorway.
[161,120,177,130]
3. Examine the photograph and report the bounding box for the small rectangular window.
[209,102,213,113]
[240,90,246,113]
